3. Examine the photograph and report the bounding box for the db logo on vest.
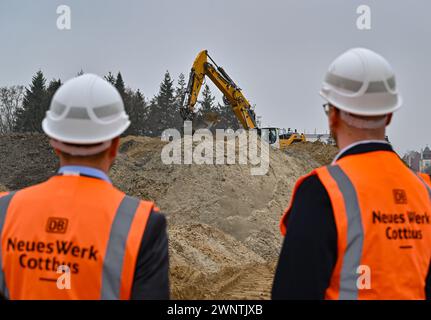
[46,217,69,234]
[393,189,408,204]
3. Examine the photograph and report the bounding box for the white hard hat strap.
[326,72,396,94]
[325,73,363,93]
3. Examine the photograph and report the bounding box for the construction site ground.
[0,133,338,299]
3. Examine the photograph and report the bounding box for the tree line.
[0,70,240,136]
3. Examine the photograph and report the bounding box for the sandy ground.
[0,134,337,299]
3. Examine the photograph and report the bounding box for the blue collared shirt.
[58,165,112,183]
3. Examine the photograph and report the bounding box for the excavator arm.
[180,50,257,129]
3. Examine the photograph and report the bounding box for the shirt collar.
[58,165,112,183]
[332,140,393,164]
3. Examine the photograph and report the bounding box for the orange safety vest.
[418,172,431,187]
[0,175,154,300]
[280,150,431,300]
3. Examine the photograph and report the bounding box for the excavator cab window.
[280,133,292,140]
[259,128,278,145]
[268,129,277,145]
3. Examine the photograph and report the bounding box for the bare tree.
[0,86,24,133]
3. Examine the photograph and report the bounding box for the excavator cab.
[258,127,280,148]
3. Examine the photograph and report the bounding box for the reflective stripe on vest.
[327,166,363,300]
[101,196,140,300]
[0,192,16,299]
[426,184,431,199]
[421,180,431,200]
[417,173,431,198]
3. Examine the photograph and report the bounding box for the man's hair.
[57,142,110,161]
[326,102,389,130]
[339,111,388,129]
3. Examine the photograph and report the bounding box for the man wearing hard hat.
[272,48,431,300]
[0,74,169,299]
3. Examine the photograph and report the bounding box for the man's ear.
[109,137,120,158]
[385,113,393,126]
[329,107,340,129]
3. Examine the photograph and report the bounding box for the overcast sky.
[0,0,429,153]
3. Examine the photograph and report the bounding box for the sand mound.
[111,136,331,298]
[285,141,338,167]
[112,136,319,259]
[0,133,336,299]
[169,223,267,299]
[0,134,58,191]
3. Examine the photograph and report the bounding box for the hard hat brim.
[42,118,131,145]
[319,90,402,116]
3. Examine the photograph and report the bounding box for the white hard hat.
[320,48,402,116]
[42,73,130,144]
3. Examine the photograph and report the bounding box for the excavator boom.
[180,50,257,129]
[180,50,307,149]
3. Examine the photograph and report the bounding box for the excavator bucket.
[202,111,220,129]
[191,111,220,130]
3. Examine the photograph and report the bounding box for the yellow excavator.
[180,50,306,149]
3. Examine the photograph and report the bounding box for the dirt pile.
[0,133,337,299]
[285,141,338,168]
[0,134,58,191]
[169,223,269,299]
[111,136,332,299]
